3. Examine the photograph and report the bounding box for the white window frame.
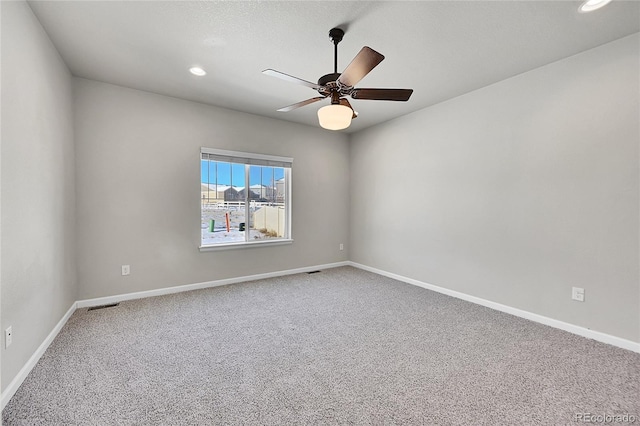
[199,147,293,251]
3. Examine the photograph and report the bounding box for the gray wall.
[1,2,637,401]
[350,34,639,343]
[1,1,77,391]
[73,78,350,300]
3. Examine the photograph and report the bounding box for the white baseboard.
[348,261,640,354]
[1,301,77,410]
[4,259,636,412]
[76,261,350,308]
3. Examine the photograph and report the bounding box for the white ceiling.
[28,1,640,133]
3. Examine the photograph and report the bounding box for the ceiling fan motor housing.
[318,72,341,88]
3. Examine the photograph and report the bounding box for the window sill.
[199,239,294,252]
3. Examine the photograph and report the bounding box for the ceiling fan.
[262,28,413,130]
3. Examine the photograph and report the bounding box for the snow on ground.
[201,228,263,244]
[201,208,278,244]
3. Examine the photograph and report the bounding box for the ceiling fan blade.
[262,69,321,90]
[351,88,413,101]
[277,96,326,112]
[337,47,385,88]
[338,98,358,119]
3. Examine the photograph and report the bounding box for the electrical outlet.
[121,265,130,276]
[339,243,344,251]
[572,287,585,302]
[5,326,12,349]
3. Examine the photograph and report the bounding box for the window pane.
[248,165,286,240]
[201,160,247,245]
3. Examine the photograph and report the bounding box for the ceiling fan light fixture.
[578,0,612,13]
[317,104,352,130]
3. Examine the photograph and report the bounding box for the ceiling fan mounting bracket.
[329,28,344,45]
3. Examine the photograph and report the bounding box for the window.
[200,148,292,249]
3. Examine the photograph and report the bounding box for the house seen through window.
[200,148,292,248]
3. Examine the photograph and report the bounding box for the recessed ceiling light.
[578,0,613,13]
[189,67,207,76]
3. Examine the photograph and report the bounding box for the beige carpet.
[3,266,639,425]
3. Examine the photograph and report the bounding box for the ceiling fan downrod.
[329,27,344,75]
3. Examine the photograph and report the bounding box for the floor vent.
[307,270,321,274]
[88,303,120,311]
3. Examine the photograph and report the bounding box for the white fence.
[252,206,286,237]
[202,201,284,211]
